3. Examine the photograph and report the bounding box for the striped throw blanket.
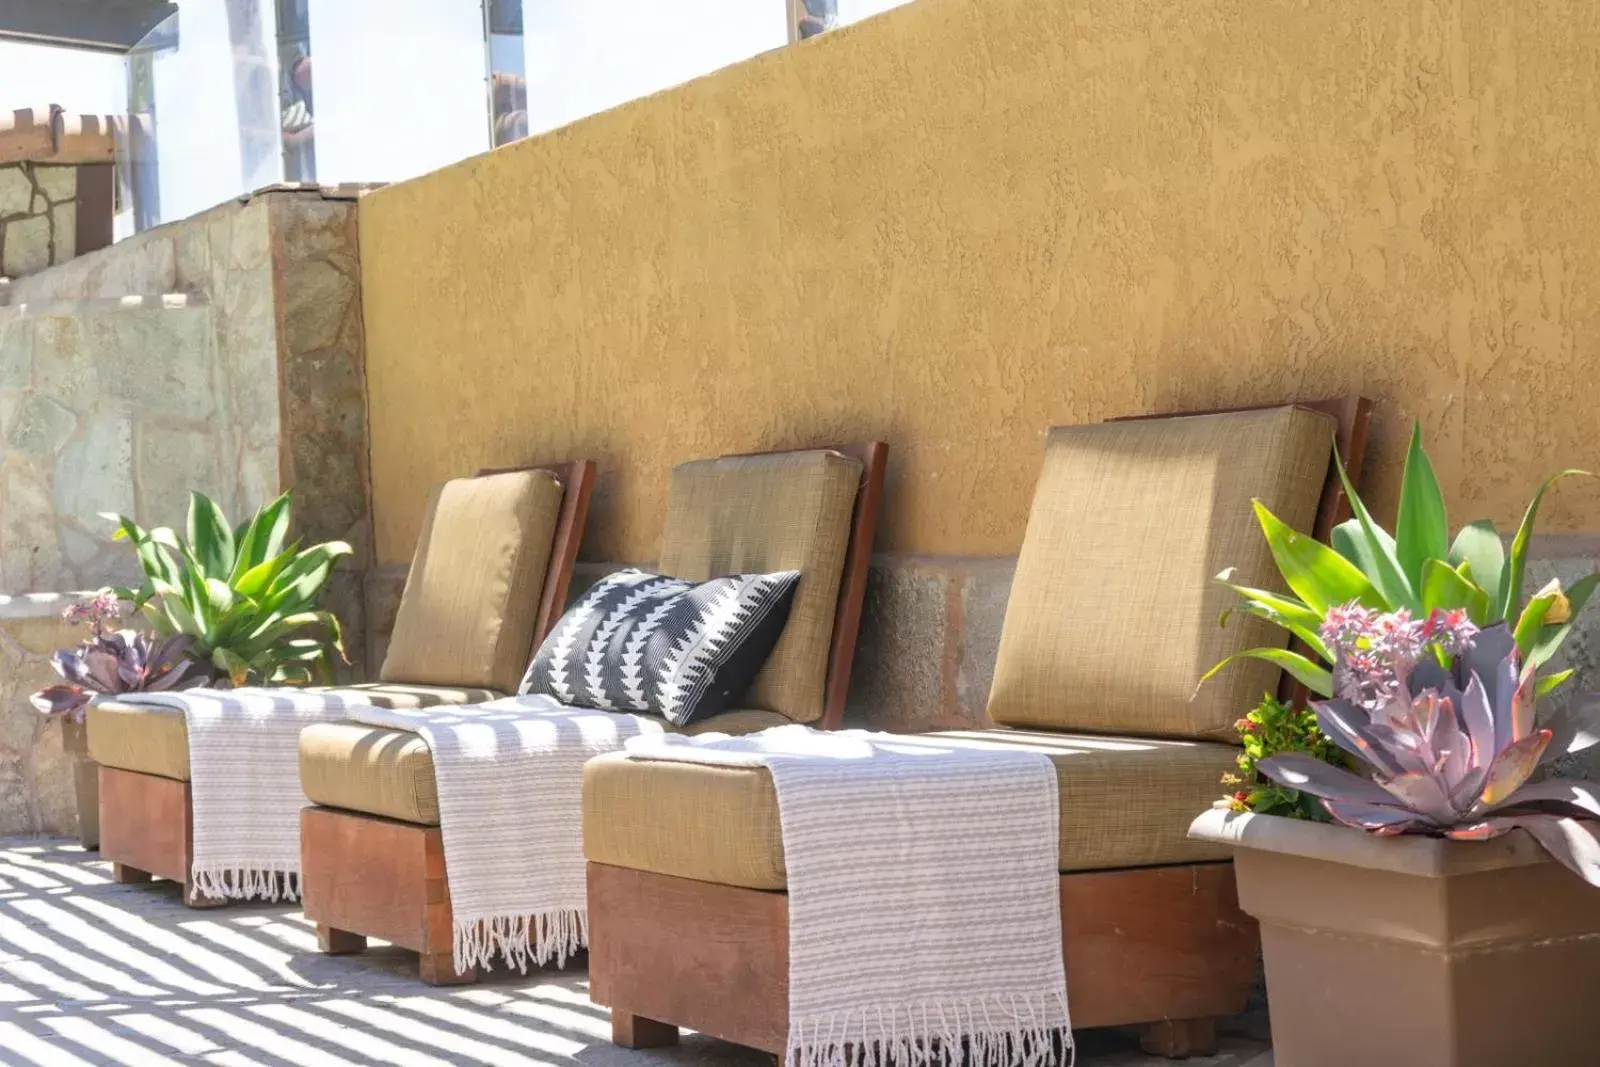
[345,695,664,973]
[625,725,1071,1067]
[113,687,377,900]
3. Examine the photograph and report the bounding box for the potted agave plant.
[32,592,207,847]
[1191,425,1600,1067]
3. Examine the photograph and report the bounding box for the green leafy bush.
[105,491,352,686]
[1205,423,1594,699]
[1222,695,1343,820]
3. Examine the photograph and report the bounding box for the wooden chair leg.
[612,1012,680,1049]
[418,952,478,986]
[1139,1018,1219,1059]
[111,863,152,884]
[316,924,367,955]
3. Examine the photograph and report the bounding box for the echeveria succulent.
[31,596,207,722]
[1258,619,1600,886]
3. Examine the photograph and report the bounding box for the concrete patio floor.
[0,839,1271,1066]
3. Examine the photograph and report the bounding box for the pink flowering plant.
[1254,608,1600,886]
[30,592,207,724]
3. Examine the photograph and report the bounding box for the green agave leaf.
[1395,423,1449,595]
[1199,647,1334,698]
[229,492,293,581]
[1254,501,1383,614]
[232,550,294,600]
[1333,449,1416,610]
[237,610,334,659]
[1501,470,1592,619]
[1330,519,1399,607]
[1216,576,1331,661]
[1536,669,1575,697]
[156,592,201,643]
[187,491,236,580]
[1524,572,1600,673]
[1449,520,1505,618]
[203,578,236,618]
[262,542,352,613]
[1420,558,1490,621]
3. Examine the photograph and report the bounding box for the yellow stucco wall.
[362,0,1600,566]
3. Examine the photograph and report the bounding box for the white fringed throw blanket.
[346,695,664,973]
[114,687,377,900]
[625,725,1072,1067]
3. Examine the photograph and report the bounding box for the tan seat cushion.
[87,683,500,782]
[987,406,1334,742]
[301,707,792,826]
[583,728,1238,890]
[659,450,862,724]
[381,469,565,693]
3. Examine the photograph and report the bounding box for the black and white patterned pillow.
[519,568,801,727]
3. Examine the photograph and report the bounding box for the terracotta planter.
[1190,808,1600,1067]
[60,718,100,849]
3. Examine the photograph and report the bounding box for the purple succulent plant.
[31,595,208,723]
[1259,620,1600,886]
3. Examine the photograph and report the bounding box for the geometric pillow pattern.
[519,568,800,727]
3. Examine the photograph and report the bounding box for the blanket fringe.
[190,865,301,902]
[454,908,587,974]
[786,991,1073,1067]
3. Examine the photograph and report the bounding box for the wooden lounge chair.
[86,461,597,907]
[582,400,1371,1060]
[297,443,888,984]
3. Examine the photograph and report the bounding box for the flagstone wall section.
[0,187,371,836]
[0,164,81,280]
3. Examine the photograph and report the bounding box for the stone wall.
[0,185,371,836]
[0,596,82,836]
[0,164,81,280]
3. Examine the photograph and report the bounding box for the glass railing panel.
[522,1,788,137]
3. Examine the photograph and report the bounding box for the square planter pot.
[60,719,100,849]
[1190,808,1600,1067]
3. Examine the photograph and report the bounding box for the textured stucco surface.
[362,0,1600,567]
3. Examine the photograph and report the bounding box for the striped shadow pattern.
[345,696,666,974]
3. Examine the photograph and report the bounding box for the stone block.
[174,223,211,291]
[954,560,1014,724]
[282,259,355,354]
[0,312,30,388]
[50,205,74,265]
[2,463,65,592]
[844,561,951,731]
[0,167,33,216]
[321,569,366,683]
[29,315,95,408]
[133,421,224,530]
[363,564,408,639]
[0,614,86,835]
[34,166,74,205]
[6,395,76,459]
[53,411,134,536]
[2,215,50,278]
[83,234,175,297]
[230,198,270,271]
[90,306,218,420]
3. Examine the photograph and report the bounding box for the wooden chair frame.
[301,442,888,983]
[97,460,598,909]
[588,399,1372,1060]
